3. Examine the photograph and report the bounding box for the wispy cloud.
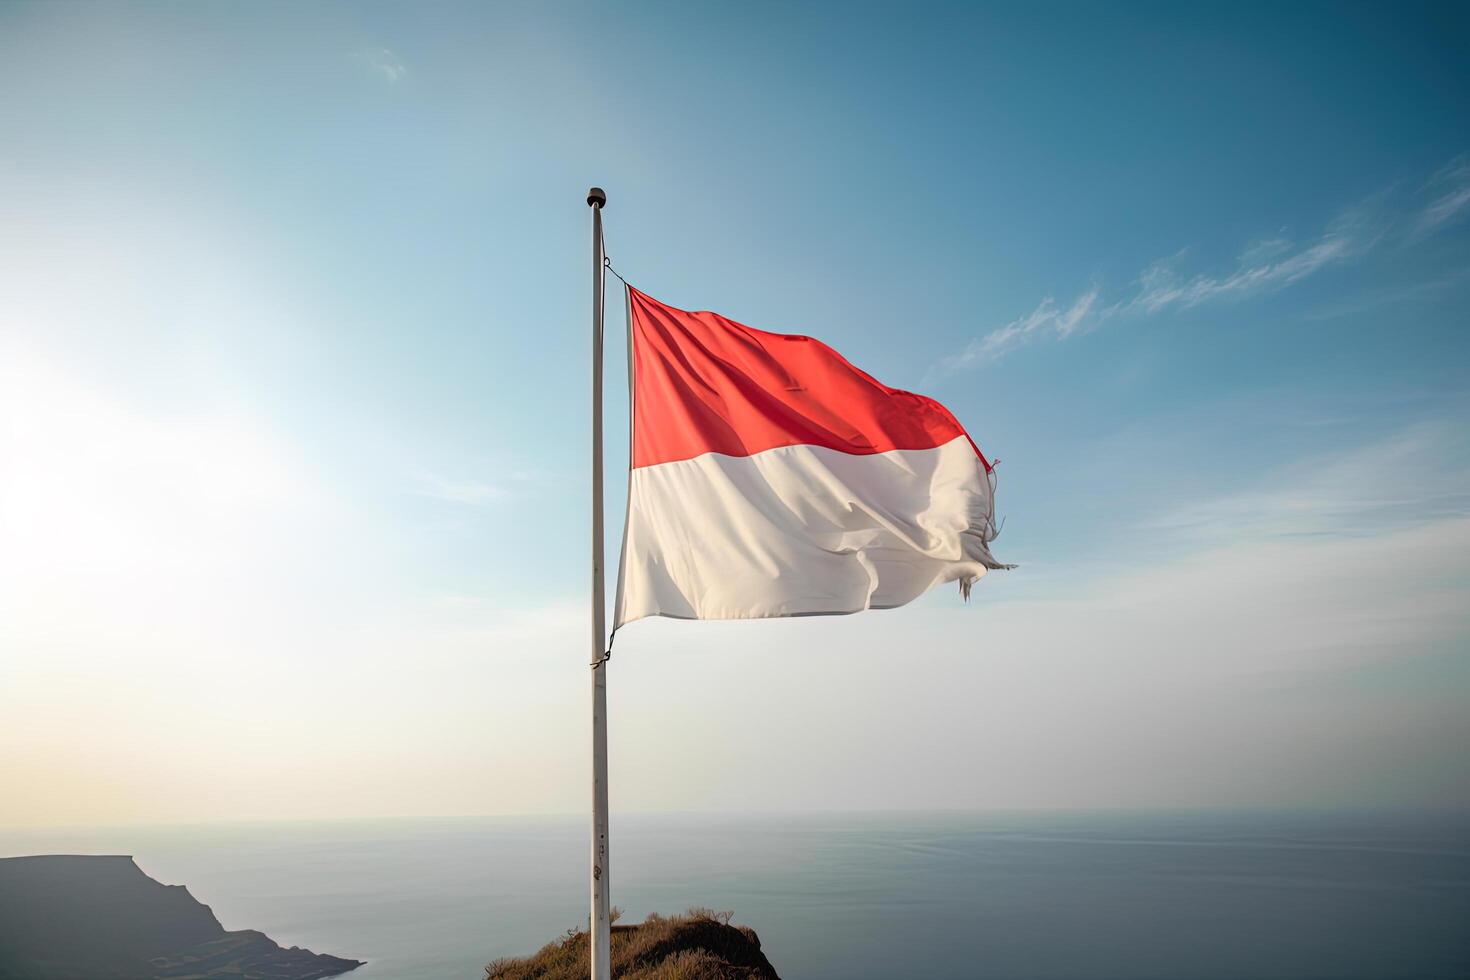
[1299,264,1470,322]
[926,285,1103,380]
[1236,236,1293,265]
[1132,229,1356,315]
[936,222,1362,374]
[933,156,1468,376]
[1411,156,1470,239]
[362,47,408,84]
[409,462,544,506]
[1150,422,1470,542]
[411,472,505,506]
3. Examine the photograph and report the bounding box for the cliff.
[0,854,362,980]
[486,909,781,980]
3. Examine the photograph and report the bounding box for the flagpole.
[586,186,612,980]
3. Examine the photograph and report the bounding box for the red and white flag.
[613,287,1010,627]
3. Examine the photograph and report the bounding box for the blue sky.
[2,2,1467,825]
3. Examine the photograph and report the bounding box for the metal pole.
[586,185,611,980]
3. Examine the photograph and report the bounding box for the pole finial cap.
[587,187,607,208]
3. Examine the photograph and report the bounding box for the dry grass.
[486,909,780,980]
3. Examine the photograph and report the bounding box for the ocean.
[2,811,1466,979]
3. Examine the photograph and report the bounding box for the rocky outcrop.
[487,909,780,980]
[0,854,362,980]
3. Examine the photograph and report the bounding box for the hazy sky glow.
[2,1,1468,828]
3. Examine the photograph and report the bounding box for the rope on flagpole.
[598,220,633,288]
[592,628,617,667]
[588,218,629,667]
[591,217,622,670]
[590,238,614,670]
[604,256,631,288]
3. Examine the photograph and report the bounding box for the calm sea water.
[2,811,1466,979]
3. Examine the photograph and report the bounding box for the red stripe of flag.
[628,287,990,471]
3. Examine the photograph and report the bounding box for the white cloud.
[362,47,407,83]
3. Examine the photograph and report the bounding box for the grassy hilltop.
[487,909,780,980]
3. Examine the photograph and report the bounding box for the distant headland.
[0,854,363,980]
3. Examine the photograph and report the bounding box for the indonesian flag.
[614,287,1010,627]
